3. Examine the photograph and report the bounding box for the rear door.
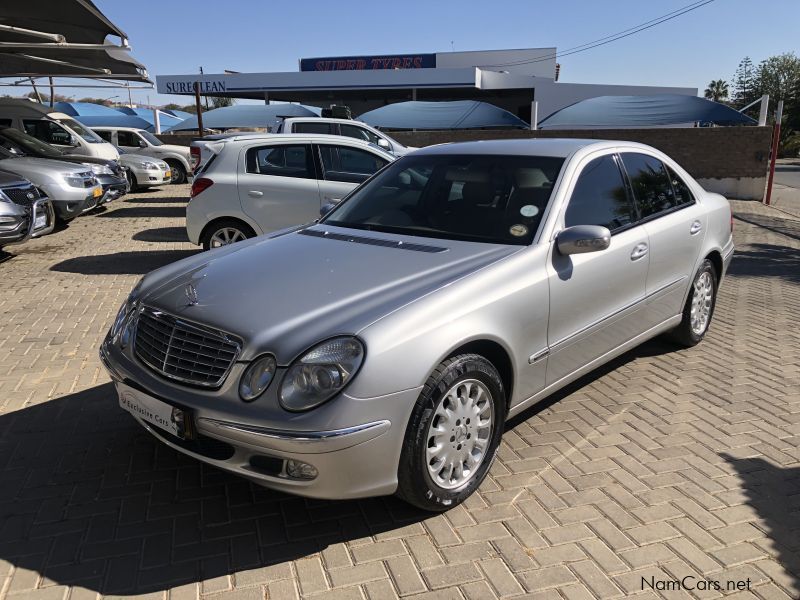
[619,152,707,325]
[237,142,321,233]
[315,143,390,203]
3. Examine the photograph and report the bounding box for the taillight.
[190,146,201,172]
[190,177,213,198]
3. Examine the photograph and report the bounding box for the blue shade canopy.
[54,101,124,116]
[163,109,194,120]
[115,107,183,130]
[73,114,155,131]
[538,94,756,129]
[164,103,320,132]
[358,101,530,130]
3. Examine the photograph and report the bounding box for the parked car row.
[0,98,186,253]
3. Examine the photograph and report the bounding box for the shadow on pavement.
[734,213,800,244]
[124,195,188,205]
[720,454,800,597]
[727,243,800,285]
[50,250,197,275]
[507,337,676,431]
[97,206,187,219]
[0,383,428,594]
[132,227,190,243]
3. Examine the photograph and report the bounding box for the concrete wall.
[386,127,772,200]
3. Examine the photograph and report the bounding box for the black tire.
[168,161,187,184]
[200,219,256,251]
[126,170,138,192]
[397,354,506,512]
[667,258,718,347]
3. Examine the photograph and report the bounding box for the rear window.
[246,144,314,178]
[293,122,336,135]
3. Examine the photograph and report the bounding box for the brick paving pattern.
[0,186,798,599]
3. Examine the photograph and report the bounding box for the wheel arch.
[199,215,258,246]
[441,338,515,409]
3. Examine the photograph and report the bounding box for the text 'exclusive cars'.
[101,139,734,511]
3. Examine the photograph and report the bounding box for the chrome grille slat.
[133,306,242,388]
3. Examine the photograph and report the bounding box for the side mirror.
[556,225,611,255]
[69,134,80,147]
[320,199,340,217]
[377,138,391,149]
[138,139,147,148]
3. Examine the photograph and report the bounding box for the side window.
[621,153,679,219]
[666,165,695,208]
[23,120,71,145]
[340,124,379,144]
[318,145,388,183]
[293,122,335,135]
[117,131,139,147]
[565,155,636,232]
[95,130,113,143]
[246,144,313,178]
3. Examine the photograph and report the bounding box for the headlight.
[63,173,87,187]
[279,337,364,411]
[86,163,114,176]
[138,161,158,169]
[110,277,144,345]
[239,355,277,401]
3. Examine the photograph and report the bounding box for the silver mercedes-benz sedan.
[101,139,734,511]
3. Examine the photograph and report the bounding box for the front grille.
[2,185,39,206]
[133,306,242,388]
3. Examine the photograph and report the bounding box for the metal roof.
[0,0,150,81]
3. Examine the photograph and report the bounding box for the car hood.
[0,168,30,187]
[119,152,166,166]
[157,144,191,157]
[140,224,520,363]
[0,156,90,176]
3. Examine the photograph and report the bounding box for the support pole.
[757,94,769,126]
[530,101,538,130]
[194,82,204,137]
[153,108,161,134]
[264,91,269,105]
[28,77,42,103]
[48,76,54,106]
[764,100,783,206]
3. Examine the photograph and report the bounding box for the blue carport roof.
[164,103,320,131]
[54,101,123,117]
[73,114,155,131]
[358,100,530,130]
[116,106,183,130]
[538,94,757,128]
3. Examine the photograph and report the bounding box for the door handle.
[247,190,263,198]
[630,242,648,261]
[690,220,702,235]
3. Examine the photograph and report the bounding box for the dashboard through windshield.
[322,153,565,245]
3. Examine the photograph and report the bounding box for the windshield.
[322,153,565,245]
[139,131,163,146]
[59,118,105,143]
[0,127,63,158]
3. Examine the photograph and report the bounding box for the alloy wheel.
[425,379,494,490]
[690,271,714,335]
[209,227,247,248]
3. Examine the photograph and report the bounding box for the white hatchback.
[186,134,395,250]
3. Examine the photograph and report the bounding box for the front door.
[237,142,321,233]
[620,152,707,325]
[546,153,650,385]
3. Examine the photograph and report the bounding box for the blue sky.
[14,0,800,106]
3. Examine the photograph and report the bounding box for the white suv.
[187,134,395,250]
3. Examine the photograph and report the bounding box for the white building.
[156,48,696,125]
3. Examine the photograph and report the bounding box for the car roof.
[413,138,625,158]
[221,133,384,148]
[90,126,143,132]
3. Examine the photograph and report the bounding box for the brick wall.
[386,127,772,181]
[158,126,772,199]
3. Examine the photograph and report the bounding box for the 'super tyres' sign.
[165,80,227,94]
[300,54,436,72]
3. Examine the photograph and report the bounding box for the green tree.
[703,79,729,102]
[756,52,800,103]
[732,57,758,108]
[210,96,234,109]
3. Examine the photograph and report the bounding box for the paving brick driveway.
[0,186,798,600]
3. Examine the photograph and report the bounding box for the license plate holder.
[118,383,194,440]
[34,214,47,229]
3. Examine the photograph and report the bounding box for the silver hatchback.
[101,139,734,511]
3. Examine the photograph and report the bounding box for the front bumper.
[0,198,54,245]
[97,174,128,205]
[100,338,417,500]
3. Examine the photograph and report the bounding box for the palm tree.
[704,79,730,102]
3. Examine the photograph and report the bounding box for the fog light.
[285,459,318,480]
